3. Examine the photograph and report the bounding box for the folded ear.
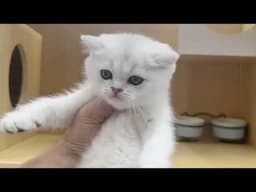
[80,35,104,54]
[152,44,179,67]
[151,44,179,74]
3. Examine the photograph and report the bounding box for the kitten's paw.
[0,112,42,134]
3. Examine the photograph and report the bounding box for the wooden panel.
[247,64,256,146]
[0,24,42,150]
[0,24,42,113]
[172,56,252,116]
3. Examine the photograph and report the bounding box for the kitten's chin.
[104,96,129,111]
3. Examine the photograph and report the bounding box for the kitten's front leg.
[0,84,95,133]
[138,120,175,168]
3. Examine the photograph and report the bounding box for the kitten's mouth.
[105,94,126,107]
[109,93,123,100]
[111,95,122,100]
[104,96,131,112]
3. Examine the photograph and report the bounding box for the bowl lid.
[211,117,246,128]
[174,116,205,126]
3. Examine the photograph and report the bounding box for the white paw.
[0,112,42,134]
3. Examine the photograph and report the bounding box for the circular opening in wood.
[9,45,23,108]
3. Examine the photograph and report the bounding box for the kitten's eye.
[127,75,144,86]
[100,69,112,80]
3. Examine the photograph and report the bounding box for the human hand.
[20,98,113,168]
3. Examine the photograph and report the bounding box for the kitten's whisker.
[130,103,143,140]
[130,102,137,118]
[136,105,147,126]
[122,91,134,101]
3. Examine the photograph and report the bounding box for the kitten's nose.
[111,87,123,96]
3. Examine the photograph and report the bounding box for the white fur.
[0,33,179,168]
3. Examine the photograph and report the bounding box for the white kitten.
[0,33,179,168]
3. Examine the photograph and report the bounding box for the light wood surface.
[0,134,255,168]
[174,142,256,168]
[0,133,62,165]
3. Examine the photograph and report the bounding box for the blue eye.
[127,75,144,86]
[100,69,112,80]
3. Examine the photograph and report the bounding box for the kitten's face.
[82,33,179,110]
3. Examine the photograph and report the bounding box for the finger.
[76,98,113,123]
[92,98,113,119]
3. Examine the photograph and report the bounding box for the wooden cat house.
[0,24,42,150]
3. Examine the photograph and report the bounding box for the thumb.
[75,98,113,124]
